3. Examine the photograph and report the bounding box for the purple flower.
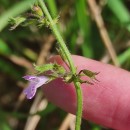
[23,75,49,99]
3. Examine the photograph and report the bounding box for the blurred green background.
[0,0,130,130]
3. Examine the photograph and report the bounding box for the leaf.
[79,69,99,81]
[9,16,26,30]
[75,0,94,57]
[34,63,54,73]
[118,48,130,65]
[0,0,36,32]
[34,63,66,74]
[0,39,12,55]
[107,0,130,31]
[46,0,58,18]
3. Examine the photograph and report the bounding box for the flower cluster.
[23,63,99,99]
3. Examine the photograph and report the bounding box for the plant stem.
[38,0,83,129]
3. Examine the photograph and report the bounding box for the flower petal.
[23,75,49,99]
[23,75,37,81]
[23,82,37,99]
[35,76,49,88]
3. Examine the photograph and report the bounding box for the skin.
[43,55,130,130]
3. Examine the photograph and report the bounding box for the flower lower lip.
[23,75,49,99]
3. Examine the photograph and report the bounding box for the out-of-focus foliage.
[0,0,130,130]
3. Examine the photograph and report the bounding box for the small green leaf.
[34,63,54,73]
[34,63,66,75]
[79,69,99,81]
[9,16,26,30]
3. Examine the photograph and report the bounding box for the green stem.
[38,0,82,130]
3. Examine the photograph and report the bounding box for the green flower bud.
[32,6,44,17]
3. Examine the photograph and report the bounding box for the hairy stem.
[38,0,82,129]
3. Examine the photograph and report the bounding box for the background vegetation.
[0,0,130,129]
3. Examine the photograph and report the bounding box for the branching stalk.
[38,0,83,130]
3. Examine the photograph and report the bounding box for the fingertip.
[47,55,63,64]
[43,55,130,130]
